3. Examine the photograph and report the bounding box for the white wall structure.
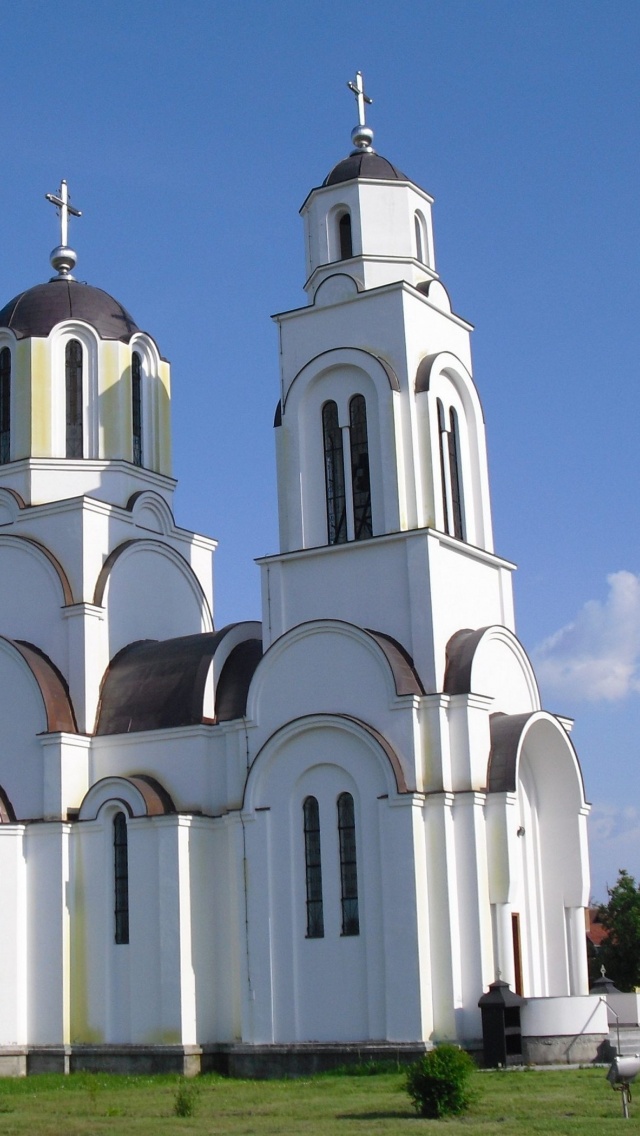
[0,108,602,1077]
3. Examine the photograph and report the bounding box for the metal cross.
[347,71,372,128]
[45,180,82,248]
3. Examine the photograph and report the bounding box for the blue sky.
[1,0,638,900]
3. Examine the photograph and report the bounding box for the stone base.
[0,1041,427,1079]
[26,1045,203,1077]
[0,1034,610,1078]
[521,1033,609,1065]
[202,1041,430,1079]
[0,1048,27,1077]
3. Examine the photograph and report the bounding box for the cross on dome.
[45,179,82,280]
[347,71,375,153]
[347,71,372,128]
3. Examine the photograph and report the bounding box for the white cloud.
[533,571,640,702]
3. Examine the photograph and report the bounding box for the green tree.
[597,870,640,991]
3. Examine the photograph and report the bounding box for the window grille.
[337,793,359,935]
[349,395,372,540]
[448,407,464,539]
[303,796,324,938]
[113,811,130,945]
[437,398,465,540]
[132,352,143,466]
[65,339,83,458]
[322,401,347,545]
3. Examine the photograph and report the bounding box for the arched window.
[337,793,359,936]
[323,400,347,545]
[0,347,10,465]
[132,351,143,467]
[349,395,372,541]
[414,213,424,263]
[303,796,324,938]
[113,811,130,945]
[448,407,464,540]
[437,399,465,540]
[338,212,353,260]
[65,339,83,459]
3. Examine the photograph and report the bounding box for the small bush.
[173,1077,199,1118]
[405,1044,475,1118]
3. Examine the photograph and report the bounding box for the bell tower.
[261,76,515,692]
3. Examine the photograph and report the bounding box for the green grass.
[0,1067,634,1134]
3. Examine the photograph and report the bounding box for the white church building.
[0,81,607,1075]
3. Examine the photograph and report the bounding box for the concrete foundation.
[521,1034,609,1066]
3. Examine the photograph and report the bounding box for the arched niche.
[241,713,405,1043]
[486,711,590,998]
[0,636,76,820]
[0,534,72,673]
[415,351,493,550]
[280,348,401,548]
[445,626,541,714]
[246,619,422,777]
[78,774,175,821]
[94,539,213,658]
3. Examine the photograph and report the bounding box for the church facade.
[0,90,604,1075]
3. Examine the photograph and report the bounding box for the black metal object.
[478,979,525,1067]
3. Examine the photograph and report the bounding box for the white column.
[491,901,515,988]
[565,906,589,995]
[41,732,91,820]
[62,603,106,733]
[0,826,27,1045]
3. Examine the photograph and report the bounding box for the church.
[0,79,606,1076]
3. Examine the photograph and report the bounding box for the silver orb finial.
[45,179,82,280]
[49,245,78,278]
[351,124,374,152]
[347,71,374,153]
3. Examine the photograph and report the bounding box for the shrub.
[173,1077,199,1118]
[405,1044,475,1118]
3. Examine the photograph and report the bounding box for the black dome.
[0,279,139,342]
[323,151,410,186]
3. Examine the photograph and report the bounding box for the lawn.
[0,1067,635,1135]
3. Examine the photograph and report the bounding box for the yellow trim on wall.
[158,360,172,476]
[100,342,130,461]
[30,339,51,455]
[12,339,32,459]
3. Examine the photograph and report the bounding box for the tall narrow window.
[132,351,143,466]
[337,793,359,936]
[338,212,353,260]
[437,399,465,540]
[323,401,347,545]
[414,213,424,263]
[0,348,10,465]
[303,796,324,938]
[448,407,464,540]
[437,399,449,532]
[349,395,372,541]
[114,811,130,945]
[65,339,83,459]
